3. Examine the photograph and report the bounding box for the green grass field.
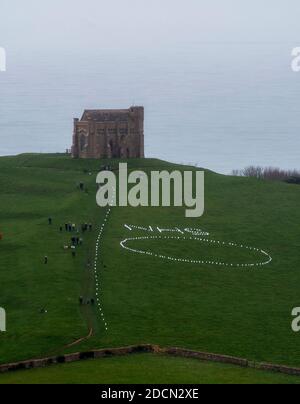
[0,153,300,383]
[1,354,300,384]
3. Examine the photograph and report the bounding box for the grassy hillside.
[0,153,300,382]
[1,354,300,385]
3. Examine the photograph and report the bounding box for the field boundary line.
[1,344,300,378]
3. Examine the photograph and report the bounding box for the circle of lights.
[120,235,272,268]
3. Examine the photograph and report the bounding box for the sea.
[0,42,299,174]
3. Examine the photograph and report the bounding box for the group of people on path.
[79,296,95,306]
[71,236,83,246]
[41,180,97,313]
[44,217,93,261]
[59,222,93,233]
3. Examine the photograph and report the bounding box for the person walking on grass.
[71,245,76,258]
[44,256,48,264]
[48,217,52,225]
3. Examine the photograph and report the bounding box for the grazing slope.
[0,154,300,382]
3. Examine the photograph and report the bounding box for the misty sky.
[1,0,300,54]
[1,1,300,171]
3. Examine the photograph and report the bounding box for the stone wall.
[0,344,300,379]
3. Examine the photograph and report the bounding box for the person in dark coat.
[71,246,76,257]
